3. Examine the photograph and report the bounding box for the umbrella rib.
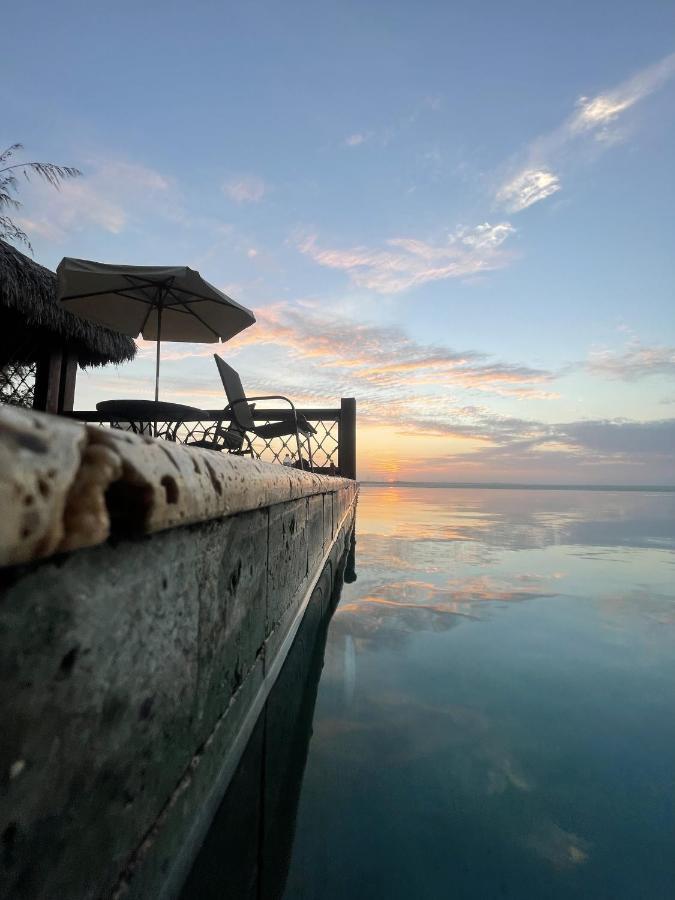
[164,287,194,308]
[114,290,155,303]
[175,300,221,339]
[139,300,155,336]
[121,274,172,305]
[163,284,224,305]
[61,286,154,302]
[120,275,173,291]
[61,275,174,303]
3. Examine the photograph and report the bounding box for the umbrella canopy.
[56,257,256,401]
[56,258,255,341]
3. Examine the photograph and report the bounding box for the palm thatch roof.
[0,239,137,367]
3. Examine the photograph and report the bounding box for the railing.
[0,362,36,408]
[66,397,357,479]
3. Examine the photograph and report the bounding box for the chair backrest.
[214,354,256,429]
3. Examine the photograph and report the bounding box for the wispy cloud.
[297,222,515,293]
[496,169,561,213]
[17,160,170,241]
[587,342,675,380]
[570,52,675,137]
[496,51,675,212]
[230,301,554,401]
[121,301,556,416]
[222,175,266,204]
[345,132,370,147]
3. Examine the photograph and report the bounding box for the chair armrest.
[234,395,303,423]
[232,394,298,409]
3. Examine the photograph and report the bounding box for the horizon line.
[360,480,675,492]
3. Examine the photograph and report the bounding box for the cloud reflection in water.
[283,487,675,899]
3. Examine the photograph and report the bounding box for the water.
[185,485,675,900]
[283,486,675,900]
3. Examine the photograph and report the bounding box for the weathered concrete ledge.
[0,405,357,899]
[0,404,354,568]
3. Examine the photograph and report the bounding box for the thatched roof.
[0,239,137,367]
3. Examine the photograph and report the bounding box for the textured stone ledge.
[0,503,356,900]
[0,405,355,568]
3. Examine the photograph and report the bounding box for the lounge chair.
[213,354,315,470]
[184,420,255,456]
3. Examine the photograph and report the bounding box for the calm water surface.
[282,486,675,900]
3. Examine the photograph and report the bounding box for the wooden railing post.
[33,349,63,413]
[58,351,78,413]
[339,397,357,480]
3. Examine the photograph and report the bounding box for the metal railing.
[0,362,36,408]
[66,397,357,479]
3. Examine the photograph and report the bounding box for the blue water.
[282,486,675,899]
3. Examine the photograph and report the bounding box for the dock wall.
[181,526,354,899]
[0,406,357,899]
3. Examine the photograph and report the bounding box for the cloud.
[17,160,170,240]
[123,304,555,421]
[414,416,675,484]
[230,301,554,402]
[329,572,562,658]
[570,52,675,137]
[431,415,675,457]
[496,169,561,213]
[561,418,675,455]
[297,222,516,293]
[330,574,557,649]
[587,343,675,380]
[496,51,675,212]
[345,133,369,147]
[526,822,590,870]
[222,175,266,204]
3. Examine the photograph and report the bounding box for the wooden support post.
[58,352,78,413]
[33,349,64,413]
[339,397,357,480]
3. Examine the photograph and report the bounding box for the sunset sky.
[4,1,675,483]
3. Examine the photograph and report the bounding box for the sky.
[3,0,675,484]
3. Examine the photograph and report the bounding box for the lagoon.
[187,485,675,899]
[283,485,675,899]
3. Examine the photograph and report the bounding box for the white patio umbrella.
[56,257,256,400]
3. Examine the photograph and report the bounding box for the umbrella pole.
[154,300,162,436]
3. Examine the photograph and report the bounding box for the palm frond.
[2,161,83,189]
[0,217,32,253]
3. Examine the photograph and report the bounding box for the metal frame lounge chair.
[213,354,315,470]
[184,420,256,456]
